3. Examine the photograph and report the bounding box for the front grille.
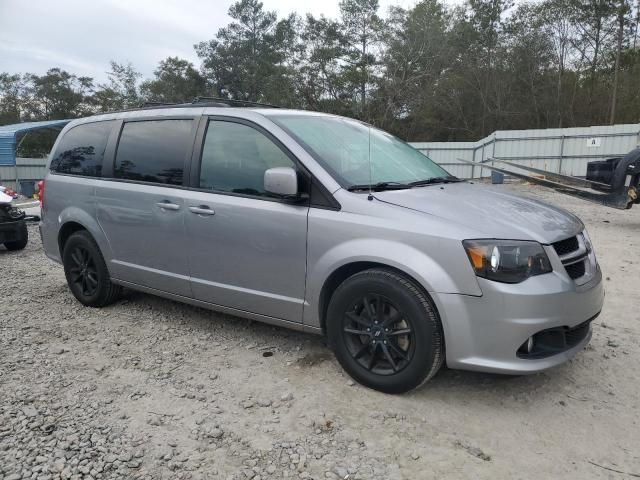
[552,236,579,256]
[565,261,586,279]
[552,234,589,281]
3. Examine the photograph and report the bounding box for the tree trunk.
[589,18,602,108]
[556,64,564,128]
[634,0,639,48]
[361,29,367,118]
[610,1,626,125]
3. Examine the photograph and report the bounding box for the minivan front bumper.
[432,266,604,374]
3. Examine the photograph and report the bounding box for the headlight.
[463,240,552,283]
[582,229,594,255]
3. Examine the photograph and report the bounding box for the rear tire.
[327,268,443,394]
[62,230,121,307]
[3,222,28,251]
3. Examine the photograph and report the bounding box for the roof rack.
[139,97,282,108]
[191,97,282,108]
[92,97,284,116]
[140,101,179,107]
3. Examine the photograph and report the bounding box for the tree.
[22,68,95,120]
[298,14,348,111]
[0,73,24,125]
[140,57,207,103]
[95,61,142,111]
[339,0,383,117]
[502,3,556,129]
[609,0,633,123]
[570,0,617,122]
[3,0,640,138]
[262,13,305,107]
[195,0,282,101]
[375,1,451,138]
[537,0,580,127]
[463,0,514,136]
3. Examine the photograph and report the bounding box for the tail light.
[37,180,45,208]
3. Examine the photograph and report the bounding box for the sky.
[0,0,463,84]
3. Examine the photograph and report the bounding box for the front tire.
[327,269,444,393]
[3,222,28,251]
[62,231,121,307]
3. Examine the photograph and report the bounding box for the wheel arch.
[56,206,112,262]
[305,237,477,331]
[57,217,122,308]
[58,221,87,256]
[317,261,441,336]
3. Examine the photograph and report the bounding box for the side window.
[114,119,192,185]
[199,120,295,196]
[50,121,114,177]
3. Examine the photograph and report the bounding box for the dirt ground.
[1,184,639,480]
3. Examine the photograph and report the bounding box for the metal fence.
[0,157,47,193]
[410,123,640,179]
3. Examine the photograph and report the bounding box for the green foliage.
[0,73,23,125]
[339,0,384,116]
[1,0,640,142]
[20,68,95,121]
[140,57,207,103]
[195,0,284,102]
[95,62,142,111]
[298,14,348,111]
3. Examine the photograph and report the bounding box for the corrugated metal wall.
[0,157,47,192]
[0,134,15,166]
[410,123,640,179]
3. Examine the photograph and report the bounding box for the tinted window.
[200,121,295,196]
[114,120,193,185]
[50,121,114,176]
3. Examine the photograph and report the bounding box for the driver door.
[183,118,309,322]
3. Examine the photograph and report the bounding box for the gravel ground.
[1,184,639,480]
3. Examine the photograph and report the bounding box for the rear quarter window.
[114,119,193,186]
[50,121,114,177]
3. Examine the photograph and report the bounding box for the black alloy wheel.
[343,293,415,375]
[327,268,443,393]
[62,230,121,307]
[68,245,99,297]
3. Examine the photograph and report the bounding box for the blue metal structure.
[0,120,70,165]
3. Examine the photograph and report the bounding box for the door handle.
[156,201,180,211]
[189,206,215,216]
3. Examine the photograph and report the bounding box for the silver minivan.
[39,103,604,393]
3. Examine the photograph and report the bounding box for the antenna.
[368,125,373,200]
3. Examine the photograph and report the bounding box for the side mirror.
[264,167,298,197]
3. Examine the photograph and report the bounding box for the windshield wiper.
[347,176,462,192]
[347,181,412,192]
[409,176,462,187]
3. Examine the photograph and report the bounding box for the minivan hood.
[374,182,583,243]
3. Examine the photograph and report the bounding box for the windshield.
[267,114,451,189]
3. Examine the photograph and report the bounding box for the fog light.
[526,336,534,353]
